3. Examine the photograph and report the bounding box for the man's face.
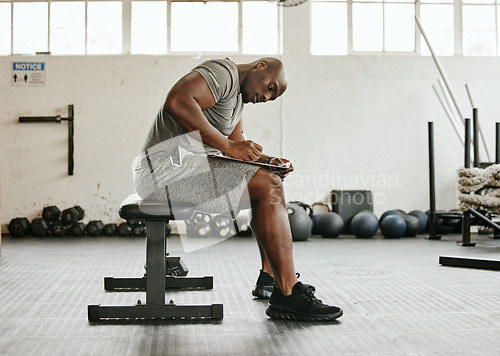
[241,62,287,104]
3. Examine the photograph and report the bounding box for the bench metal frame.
[88,219,223,321]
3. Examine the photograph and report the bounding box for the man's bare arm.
[164,72,262,161]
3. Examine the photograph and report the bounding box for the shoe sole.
[265,305,343,321]
[252,285,273,299]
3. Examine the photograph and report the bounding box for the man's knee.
[248,169,284,199]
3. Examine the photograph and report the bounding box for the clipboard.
[208,154,292,170]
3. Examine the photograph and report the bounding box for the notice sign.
[12,62,45,87]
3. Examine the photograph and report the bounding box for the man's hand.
[227,140,263,161]
[269,157,294,181]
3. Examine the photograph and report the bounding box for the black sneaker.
[252,270,274,299]
[266,282,343,321]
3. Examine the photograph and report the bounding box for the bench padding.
[119,194,195,221]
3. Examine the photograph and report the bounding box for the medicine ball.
[380,210,403,222]
[350,211,378,238]
[402,214,420,237]
[408,210,428,233]
[380,214,406,238]
[287,203,312,241]
[311,213,323,235]
[316,212,344,238]
[426,210,454,235]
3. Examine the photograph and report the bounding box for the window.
[131,1,167,54]
[13,2,48,54]
[311,0,415,54]
[243,1,279,54]
[87,1,122,54]
[462,0,498,56]
[420,0,454,56]
[0,2,11,55]
[171,2,238,52]
[0,0,281,56]
[50,1,85,55]
[311,0,347,55]
[312,0,500,56]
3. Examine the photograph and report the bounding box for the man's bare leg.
[244,168,343,321]
[247,168,297,296]
[258,243,273,277]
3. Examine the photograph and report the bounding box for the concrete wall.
[2,5,500,229]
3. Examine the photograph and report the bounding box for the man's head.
[240,58,288,104]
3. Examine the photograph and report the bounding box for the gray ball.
[287,203,312,241]
[351,212,379,238]
[316,212,344,238]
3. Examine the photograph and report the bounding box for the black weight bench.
[88,194,223,321]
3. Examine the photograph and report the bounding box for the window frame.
[0,0,283,56]
[311,0,500,56]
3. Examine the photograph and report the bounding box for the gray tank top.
[142,58,243,155]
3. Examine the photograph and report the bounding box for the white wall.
[2,5,500,229]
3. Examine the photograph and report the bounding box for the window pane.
[311,2,347,55]
[353,3,383,52]
[87,1,122,54]
[242,1,278,54]
[463,5,496,56]
[50,2,85,55]
[463,0,495,4]
[0,3,11,55]
[421,0,453,3]
[132,1,167,54]
[171,2,238,52]
[498,5,500,55]
[13,2,48,54]
[420,4,454,56]
[385,4,415,52]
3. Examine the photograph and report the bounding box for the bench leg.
[88,219,223,321]
[146,220,166,305]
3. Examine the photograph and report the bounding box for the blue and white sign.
[12,62,45,87]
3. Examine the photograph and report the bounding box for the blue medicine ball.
[311,213,324,235]
[380,210,403,222]
[402,214,421,237]
[350,212,379,238]
[316,212,344,238]
[380,214,406,238]
[408,210,428,233]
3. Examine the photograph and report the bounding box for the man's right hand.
[227,140,263,161]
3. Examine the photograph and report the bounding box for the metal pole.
[473,108,479,167]
[438,79,463,128]
[460,118,475,246]
[432,84,464,144]
[415,16,464,122]
[465,118,471,168]
[469,208,500,232]
[465,83,475,108]
[465,83,491,162]
[496,122,500,164]
[428,122,441,240]
[68,105,74,176]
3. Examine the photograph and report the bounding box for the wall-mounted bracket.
[19,104,74,176]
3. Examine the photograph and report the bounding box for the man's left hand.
[269,157,294,181]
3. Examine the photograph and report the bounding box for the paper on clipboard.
[208,154,292,170]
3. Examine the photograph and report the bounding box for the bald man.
[135,57,343,321]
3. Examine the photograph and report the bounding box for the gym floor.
[0,232,499,356]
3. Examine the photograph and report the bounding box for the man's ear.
[255,60,268,70]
